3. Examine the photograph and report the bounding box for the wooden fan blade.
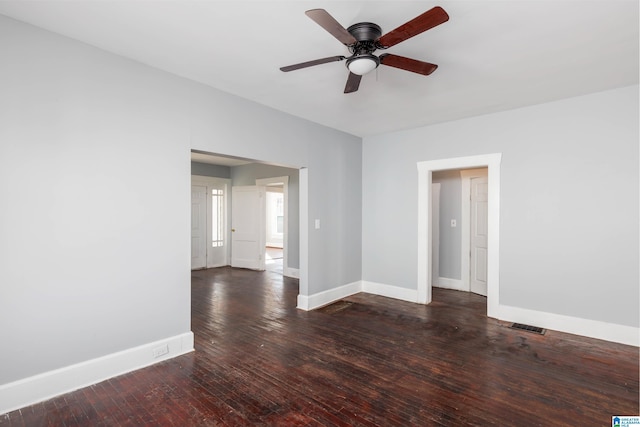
[280,56,346,72]
[377,6,449,48]
[306,9,357,45]
[344,72,362,93]
[379,53,438,75]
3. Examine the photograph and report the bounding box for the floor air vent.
[318,301,353,314]
[510,323,546,335]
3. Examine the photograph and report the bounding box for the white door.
[207,183,227,268]
[470,176,488,296]
[191,185,207,270]
[231,186,266,270]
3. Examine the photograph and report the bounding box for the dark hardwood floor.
[2,267,638,426]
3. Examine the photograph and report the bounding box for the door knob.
[231,228,235,232]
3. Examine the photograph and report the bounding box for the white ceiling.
[0,0,637,137]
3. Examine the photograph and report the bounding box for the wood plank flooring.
[2,266,638,426]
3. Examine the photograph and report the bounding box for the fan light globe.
[347,56,379,75]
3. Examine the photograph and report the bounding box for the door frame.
[256,176,291,276]
[417,153,502,317]
[460,168,488,293]
[191,175,231,268]
[431,183,440,287]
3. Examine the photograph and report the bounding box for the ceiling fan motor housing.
[347,22,382,54]
[347,22,382,43]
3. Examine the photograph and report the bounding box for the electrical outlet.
[152,344,169,358]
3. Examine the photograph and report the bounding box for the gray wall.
[191,161,231,178]
[1,16,193,385]
[230,163,300,269]
[363,85,639,328]
[0,15,361,386]
[306,136,362,292]
[432,170,462,280]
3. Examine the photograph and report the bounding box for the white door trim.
[460,168,488,292]
[256,176,289,276]
[191,175,231,268]
[431,183,440,287]
[417,153,502,317]
[298,168,309,306]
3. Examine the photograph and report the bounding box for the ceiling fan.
[280,6,449,93]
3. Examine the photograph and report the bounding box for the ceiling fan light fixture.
[346,54,379,75]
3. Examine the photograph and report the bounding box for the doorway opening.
[265,189,284,274]
[417,153,502,318]
[431,168,488,298]
[256,176,289,276]
[191,151,303,285]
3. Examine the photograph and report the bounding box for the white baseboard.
[284,267,299,279]
[434,277,467,291]
[362,281,418,303]
[0,332,194,416]
[295,279,640,346]
[297,281,361,311]
[495,305,639,347]
[297,280,419,311]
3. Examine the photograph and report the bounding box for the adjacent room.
[0,1,637,425]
